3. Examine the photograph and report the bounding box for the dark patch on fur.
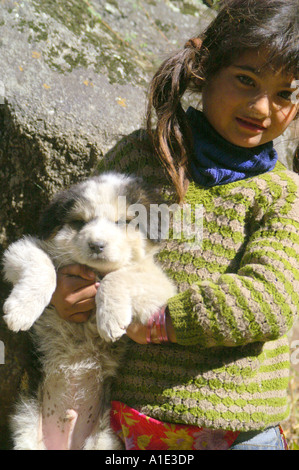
[38,188,83,240]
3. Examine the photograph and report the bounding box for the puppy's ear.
[124,177,168,244]
[38,188,79,240]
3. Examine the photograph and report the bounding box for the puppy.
[3,173,176,450]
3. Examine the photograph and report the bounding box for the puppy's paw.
[96,298,132,342]
[3,297,38,332]
[95,273,134,342]
[3,287,54,332]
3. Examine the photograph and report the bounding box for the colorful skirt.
[110,401,240,450]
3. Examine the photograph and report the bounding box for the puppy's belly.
[41,373,101,450]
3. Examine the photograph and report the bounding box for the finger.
[58,297,96,321]
[72,297,96,313]
[69,310,94,323]
[58,274,98,295]
[59,264,96,281]
[67,283,99,305]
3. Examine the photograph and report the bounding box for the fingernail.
[95,282,100,288]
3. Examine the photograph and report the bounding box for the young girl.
[51,0,298,450]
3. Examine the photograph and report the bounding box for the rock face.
[0,0,215,449]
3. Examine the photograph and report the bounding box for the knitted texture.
[97,132,299,432]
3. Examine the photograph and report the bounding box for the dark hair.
[147,0,299,202]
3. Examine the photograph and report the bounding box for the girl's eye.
[237,75,255,87]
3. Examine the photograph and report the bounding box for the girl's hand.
[51,265,177,344]
[51,264,99,323]
[126,313,177,344]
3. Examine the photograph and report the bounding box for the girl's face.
[202,50,298,148]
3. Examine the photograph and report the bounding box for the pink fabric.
[110,401,240,450]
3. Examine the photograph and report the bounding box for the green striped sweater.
[97,131,299,432]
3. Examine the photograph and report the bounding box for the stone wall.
[0,0,215,449]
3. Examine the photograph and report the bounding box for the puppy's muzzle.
[88,241,106,254]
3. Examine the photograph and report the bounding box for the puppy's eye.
[68,219,86,230]
[115,218,131,226]
[115,219,126,226]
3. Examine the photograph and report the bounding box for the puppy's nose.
[88,241,105,254]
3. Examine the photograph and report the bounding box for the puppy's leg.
[96,274,133,342]
[42,406,79,451]
[3,237,56,332]
[12,392,80,450]
[11,397,46,450]
[83,408,124,450]
[96,265,176,341]
[41,372,103,450]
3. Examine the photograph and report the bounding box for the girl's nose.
[248,94,271,118]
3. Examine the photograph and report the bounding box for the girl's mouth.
[236,117,267,133]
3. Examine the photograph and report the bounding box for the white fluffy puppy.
[3,173,176,450]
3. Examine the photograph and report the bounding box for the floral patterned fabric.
[110,401,240,450]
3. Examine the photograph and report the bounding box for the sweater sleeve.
[167,171,299,347]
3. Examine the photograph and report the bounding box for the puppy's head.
[39,172,168,273]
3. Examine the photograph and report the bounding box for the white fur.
[3,237,57,331]
[3,173,176,450]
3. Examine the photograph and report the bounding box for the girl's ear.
[184,37,203,50]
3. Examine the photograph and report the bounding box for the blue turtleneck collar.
[186,106,278,187]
